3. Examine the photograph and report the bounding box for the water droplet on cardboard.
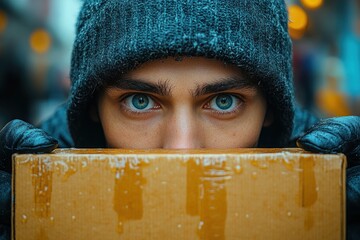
[198,221,204,230]
[234,165,243,174]
[117,221,124,234]
[21,214,28,224]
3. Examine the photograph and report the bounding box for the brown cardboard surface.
[12,148,346,240]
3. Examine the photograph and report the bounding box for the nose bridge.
[163,106,200,149]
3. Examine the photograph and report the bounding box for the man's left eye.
[207,94,242,112]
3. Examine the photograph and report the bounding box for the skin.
[96,57,272,149]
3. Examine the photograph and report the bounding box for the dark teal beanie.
[68,0,295,148]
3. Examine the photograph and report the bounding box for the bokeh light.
[0,10,7,33]
[288,5,308,39]
[301,0,324,10]
[288,5,308,31]
[29,29,52,54]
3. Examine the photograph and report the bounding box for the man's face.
[97,57,271,149]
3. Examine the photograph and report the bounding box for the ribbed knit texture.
[68,0,295,147]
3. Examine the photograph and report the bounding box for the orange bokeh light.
[288,5,308,39]
[301,0,324,10]
[29,29,52,54]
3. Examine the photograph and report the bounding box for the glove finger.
[0,224,10,240]
[0,170,11,225]
[347,166,360,218]
[0,119,58,172]
[347,166,360,240]
[297,116,360,159]
[347,222,360,240]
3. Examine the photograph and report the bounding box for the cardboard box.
[12,148,346,239]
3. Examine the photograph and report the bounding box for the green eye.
[131,94,150,110]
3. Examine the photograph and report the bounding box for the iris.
[131,94,149,110]
[215,94,233,110]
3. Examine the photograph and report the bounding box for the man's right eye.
[123,93,154,112]
[122,93,159,112]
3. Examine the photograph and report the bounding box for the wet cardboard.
[12,148,346,240]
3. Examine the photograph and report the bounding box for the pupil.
[216,95,232,110]
[132,94,149,109]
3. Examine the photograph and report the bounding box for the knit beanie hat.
[68,0,295,148]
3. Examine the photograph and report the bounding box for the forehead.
[125,57,245,83]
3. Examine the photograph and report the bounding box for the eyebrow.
[105,78,172,96]
[105,76,258,97]
[192,76,258,97]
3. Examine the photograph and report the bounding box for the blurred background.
[287,0,360,117]
[0,0,359,129]
[0,0,80,128]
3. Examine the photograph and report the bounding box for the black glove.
[0,120,58,240]
[297,116,360,240]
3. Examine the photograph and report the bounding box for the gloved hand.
[0,120,58,240]
[297,116,360,240]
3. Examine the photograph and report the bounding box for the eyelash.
[120,93,244,115]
